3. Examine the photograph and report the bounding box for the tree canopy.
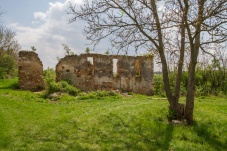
[0,10,20,78]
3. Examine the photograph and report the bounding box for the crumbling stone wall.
[18,51,45,91]
[56,54,154,95]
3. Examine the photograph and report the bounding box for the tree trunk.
[185,34,200,124]
[174,2,188,104]
[150,0,179,118]
[185,35,200,125]
[185,0,204,125]
[185,62,197,125]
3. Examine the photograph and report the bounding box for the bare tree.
[184,0,227,124]
[62,43,74,55]
[67,0,227,124]
[0,9,6,25]
[0,9,20,78]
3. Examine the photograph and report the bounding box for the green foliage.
[47,81,79,96]
[62,77,73,85]
[194,62,227,96]
[78,90,121,100]
[167,109,176,121]
[43,68,56,85]
[31,46,36,52]
[43,68,79,98]
[0,79,227,150]
[154,63,227,96]
[62,44,74,55]
[0,54,16,79]
[105,50,110,55]
[0,67,7,79]
[154,74,165,96]
[0,26,20,79]
[154,72,187,97]
[0,78,18,89]
[85,47,90,54]
[143,53,154,57]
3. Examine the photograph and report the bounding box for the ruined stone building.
[18,51,45,91]
[56,54,154,95]
[17,51,154,95]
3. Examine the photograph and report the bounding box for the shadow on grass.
[89,113,174,150]
[193,121,226,150]
[163,124,174,150]
[0,81,19,90]
[0,110,11,150]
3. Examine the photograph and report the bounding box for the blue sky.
[1,0,61,25]
[1,0,112,69]
[1,0,150,69]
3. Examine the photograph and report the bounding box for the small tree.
[62,44,74,55]
[85,47,90,54]
[31,46,36,52]
[105,50,110,55]
[0,10,20,78]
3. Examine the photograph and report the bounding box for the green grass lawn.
[0,79,227,151]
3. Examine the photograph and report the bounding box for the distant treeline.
[154,61,227,96]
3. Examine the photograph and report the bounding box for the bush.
[43,68,56,85]
[42,68,80,99]
[0,55,17,79]
[154,71,187,97]
[153,74,165,97]
[42,81,79,99]
[154,65,227,97]
[78,90,120,100]
[47,81,79,96]
[0,78,19,89]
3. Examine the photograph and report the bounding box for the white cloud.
[34,12,47,21]
[31,21,39,25]
[9,0,108,69]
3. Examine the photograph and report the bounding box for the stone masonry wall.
[18,51,45,91]
[56,54,154,95]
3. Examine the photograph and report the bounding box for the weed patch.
[78,90,121,100]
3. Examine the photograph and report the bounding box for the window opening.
[113,59,118,77]
[87,57,94,65]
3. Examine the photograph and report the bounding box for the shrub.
[0,55,17,79]
[153,74,165,97]
[154,65,227,97]
[43,69,80,98]
[43,68,56,85]
[47,81,79,96]
[154,71,187,97]
[78,90,120,100]
[42,81,79,99]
